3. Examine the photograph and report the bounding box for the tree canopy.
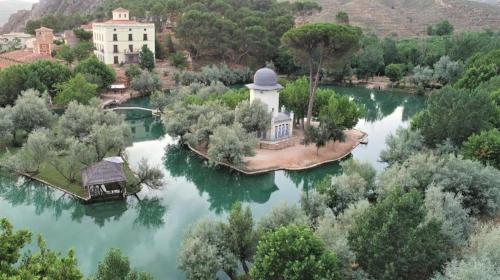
[139,45,155,71]
[54,73,98,105]
[281,23,361,126]
[412,86,497,146]
[250,225,342,280]
[348,187,450,280]
[74,56,116,91]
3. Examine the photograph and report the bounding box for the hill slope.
[0,0,34,26]
[2,0,500,36]
[309,0,500,37]
[1,0,104,33]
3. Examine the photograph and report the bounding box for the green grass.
[124,162,140,194]
[1,143,141,199]
[37,163,86,197]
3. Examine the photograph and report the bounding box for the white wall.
[250,89,280,116]
[93,23,155,65]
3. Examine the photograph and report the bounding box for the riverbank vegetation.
[178,140,500,279]
[0,217,153,279]
[0,58,115,107]
[175,18,500,277]
[0,90,166,198]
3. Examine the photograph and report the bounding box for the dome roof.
[246,67,282,91]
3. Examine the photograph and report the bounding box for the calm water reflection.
[0,86,424,279]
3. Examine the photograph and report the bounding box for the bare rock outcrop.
[1,0,105,33]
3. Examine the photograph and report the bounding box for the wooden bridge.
[104,107,161,116]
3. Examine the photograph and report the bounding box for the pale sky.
[0,0,39,2]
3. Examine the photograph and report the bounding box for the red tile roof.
[0,50,53,69]
[36,26,53,32]
[80,23,93,31]
[113,7,129,13]
[101,20,141,24]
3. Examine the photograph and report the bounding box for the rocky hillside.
[309,0,500,37]
[0,0,33,26]
[1,0,104,33]
[2,0,500,36]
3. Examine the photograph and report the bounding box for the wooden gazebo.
[82,158,127,201]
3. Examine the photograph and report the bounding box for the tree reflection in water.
[133,197,168,229]
[331,86,425,122]
[0,171,166,229]
[164,144,279,214]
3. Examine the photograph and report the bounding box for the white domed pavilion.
[246,68,294,147]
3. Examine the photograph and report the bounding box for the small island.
[187,68,367,174]
[161,66,367,174]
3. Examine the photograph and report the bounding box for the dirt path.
[244,129,366,173]
[190,129,367,175]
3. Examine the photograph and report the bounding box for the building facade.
[0,32,33,52]
[93,8,155,65]
[33,27,54,55]
[246,68,294,142]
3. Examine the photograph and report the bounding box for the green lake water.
[0,86,425,279]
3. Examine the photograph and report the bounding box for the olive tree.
[380,127,425,165]
[424,185,473,248]
[315,200,370,279]
[281,23,361,126]
[131,70,162,95]
[134,158,165,190]
[57,101,101,138]
[0,107,14,142]
[87,123,132,161]
[377,152,500,217]
[185,102,234,148]
[10,89,54,136]
[300,190,327,228]
[178,219,237,280]
[234,100,272,134]
[256,203,309,234]
[433,56,464,85]
[432,257,499,280]
[410,65,434,90]
[433,224,500,280]
[9,128,52,173]
[318,176,360,213]
[207,124,258,166]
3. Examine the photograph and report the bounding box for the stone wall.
[260,137,297,150]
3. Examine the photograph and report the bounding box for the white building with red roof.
[92,8,155,65]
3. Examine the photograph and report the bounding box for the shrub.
[131,70,162,95]
[461,129,500,168]
[207,123,258,166]
[251,225,342,280]
[385,63,405,83]
[169,52,187,69]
